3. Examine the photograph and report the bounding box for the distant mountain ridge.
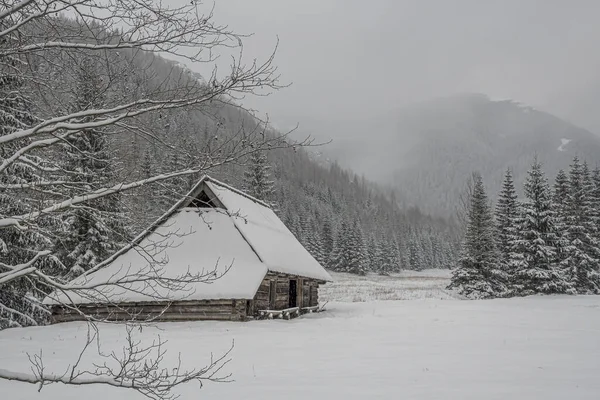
[328,93,600,217]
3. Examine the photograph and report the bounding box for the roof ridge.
[204,175,271,209]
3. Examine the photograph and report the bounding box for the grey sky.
[192,0,600,140]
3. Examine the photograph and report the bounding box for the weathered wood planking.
[52,273,324,323]
[250,273,322,315]
[51,299,248,323]
[303,280,310,306]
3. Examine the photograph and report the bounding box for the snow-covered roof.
[205,180,333,282]
[46,175,331,305]
[46,209,268,304]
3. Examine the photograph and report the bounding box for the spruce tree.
[430,236,441,269]
[302,211,325,265]
[563,158,600,293]
[510,158,567,295]
[421,236,433,269]
[554,169,570,211]
[140,148,153,179]
[243,149,275,205]
[307,228,325,266]
[448,173,506,298]
[552,169,570,272]
[408,232,422,270]
[0,47,56,327]
[329,220,350,272]
[588,166,600,240]
[495,168,518,271]
[321,216,335,267]
[329,218,367,275]
[385,236,401,273]
[157,151,188,209]
[56,58,131,276]
[366,234,380,272]
[376,235,392,274]
[345,219,367,275]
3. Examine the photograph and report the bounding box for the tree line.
[450,156,600,298]
[242,147,461,276]
[1,25,461,334]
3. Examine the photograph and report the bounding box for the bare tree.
[0,1,312,397]
[0,324,233,400]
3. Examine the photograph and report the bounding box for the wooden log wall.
[275,278,290,309]
[303,280,310,306]
[310,284,319,307]
[252,272,322,314]
[50,299,248,323]
[254,280,270,312]
[52,274,325,323]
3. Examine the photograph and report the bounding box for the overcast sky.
[190,0,600,138]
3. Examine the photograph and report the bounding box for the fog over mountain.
[184,0,600,215]
[5,2,600,397]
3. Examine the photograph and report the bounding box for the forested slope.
[7,16,460,279]
[111,68,461,274]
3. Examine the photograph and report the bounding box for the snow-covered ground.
[322,269,457,302]
[2,272,600,400]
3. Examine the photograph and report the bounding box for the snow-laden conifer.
[563,158,600,293]
[495,168,519,272]
[56,58,131,276]
[449,173,507,298]
[0,46,57,328]
[509,158,567,295]
[243,150,275,205]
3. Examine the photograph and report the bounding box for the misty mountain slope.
[84,48,461,271]
[361,94,600,216]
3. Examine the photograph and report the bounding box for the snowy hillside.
[320,94,600,216]
[2,296,600,399]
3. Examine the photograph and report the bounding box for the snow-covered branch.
[0,251,52,285]
[0,0,35,21]
[0,130,309,229]
[0,1,300,397]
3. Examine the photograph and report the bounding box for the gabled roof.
[203,179,332,282]
[45,175,331,305]
[46,209,268,304]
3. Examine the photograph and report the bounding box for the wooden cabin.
[46,176,332,322]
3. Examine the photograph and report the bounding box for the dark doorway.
[289,280,297,308]
[246,300,252,317]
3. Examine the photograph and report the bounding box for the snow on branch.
[0,49,281,174]
[0,0,238,64]
[0,250,52,285]
[0,0,35,21]
[0,130,311,230]
[0,1,313,396]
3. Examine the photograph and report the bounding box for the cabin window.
[289,279,297,308]
[189,190,216,208]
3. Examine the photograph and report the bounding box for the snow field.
[321,269,458,302]
[2,293,600,399]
